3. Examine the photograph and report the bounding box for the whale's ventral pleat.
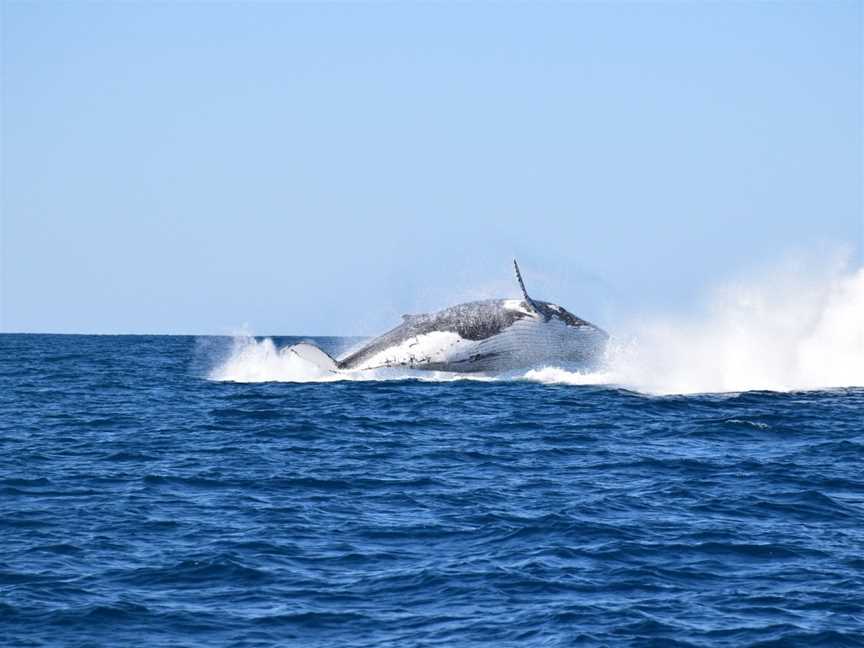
[282,261,608,374]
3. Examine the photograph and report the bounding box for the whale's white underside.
[286,262,608,375]
[350,317,605,372]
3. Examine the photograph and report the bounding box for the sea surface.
[2,333,863,647]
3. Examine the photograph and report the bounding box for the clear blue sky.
[2,1,861,335]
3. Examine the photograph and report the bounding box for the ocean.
[1,333,863,647]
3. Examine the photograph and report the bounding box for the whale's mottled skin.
[288,261,608,374]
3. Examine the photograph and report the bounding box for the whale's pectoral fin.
[285,342,338,372]
[513,259,540,314]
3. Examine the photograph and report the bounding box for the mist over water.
[549,260,864,394]
[209,258,864,395]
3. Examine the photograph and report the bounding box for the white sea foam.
[526,257,864,395]
[208,337,334,383]
[208,254,864,395]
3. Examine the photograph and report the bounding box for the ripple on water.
[0,334,862,647]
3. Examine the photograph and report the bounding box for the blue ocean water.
[1,333,863,647]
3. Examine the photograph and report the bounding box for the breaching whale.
[288,260,608,374]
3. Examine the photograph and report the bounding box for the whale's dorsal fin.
[513,259,539,313]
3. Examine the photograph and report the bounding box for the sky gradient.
[2,1,861,335]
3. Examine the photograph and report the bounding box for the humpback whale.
[288,260,608,374]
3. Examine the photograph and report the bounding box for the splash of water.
[208,258,864,395]
[208,337,338,383]
[541,260,864,394]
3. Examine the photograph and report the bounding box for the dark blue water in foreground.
[2,334,863,647]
